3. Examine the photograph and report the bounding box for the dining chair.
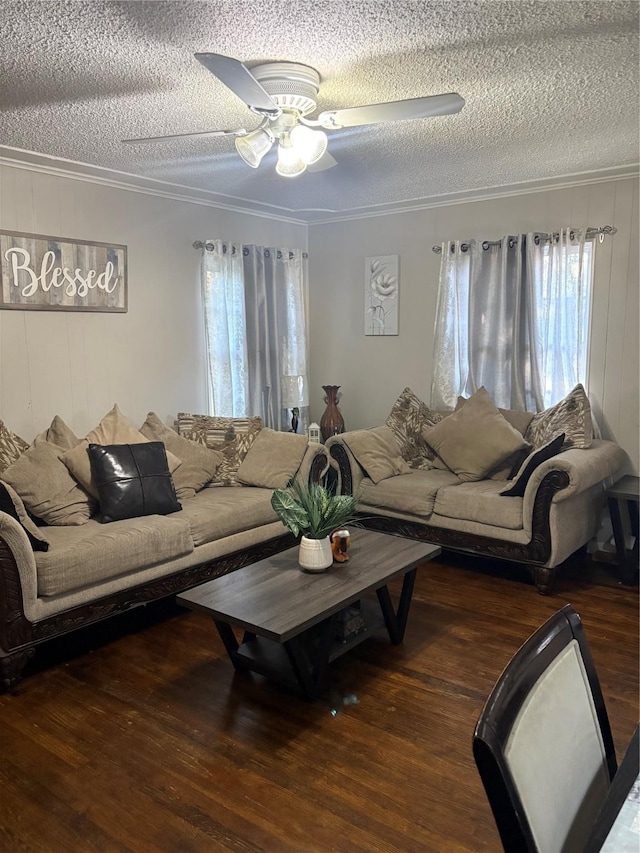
[473,604,617,853]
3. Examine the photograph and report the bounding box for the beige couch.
[326,386,626,594]
[0,408,328,690]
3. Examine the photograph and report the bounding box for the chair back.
[473,604,617,853]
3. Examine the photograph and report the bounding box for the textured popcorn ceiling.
[0,0,638,220]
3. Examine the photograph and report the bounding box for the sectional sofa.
[0,407,328,690]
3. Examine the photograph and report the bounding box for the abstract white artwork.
[365,255,399,335]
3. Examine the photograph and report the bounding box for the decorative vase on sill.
[320,385,345,442]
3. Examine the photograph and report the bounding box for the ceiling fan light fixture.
[275,136,307,177]
[289,125,328,165]
[234,127,274,168]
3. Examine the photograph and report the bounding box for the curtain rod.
[431,225,617,254]
[193,240,308,259]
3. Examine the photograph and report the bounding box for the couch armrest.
[297,442,330,486]
[325,433,367,495]
[522,439,626,518]
[0,511,38,652]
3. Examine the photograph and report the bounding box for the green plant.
[271,477,360,540]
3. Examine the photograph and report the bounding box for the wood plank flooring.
[0,553,637,852]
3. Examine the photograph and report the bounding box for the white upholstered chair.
[473,604,617,853]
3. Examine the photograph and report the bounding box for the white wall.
[308,177,639,472]
[0,163,306,440]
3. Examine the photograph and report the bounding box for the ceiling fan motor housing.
[250,62,320,115]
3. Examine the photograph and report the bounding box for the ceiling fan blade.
[307,151,338,172]
[123,128,247,144]
[317,93,465,129]
[195,53,280,116]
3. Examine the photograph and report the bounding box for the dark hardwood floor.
[0,552,637,852]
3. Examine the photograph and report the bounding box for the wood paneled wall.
[0,163,307,440]
[1,161,637,474]
[308,177,639,472]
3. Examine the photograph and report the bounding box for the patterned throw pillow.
[524,384,593,450]
[0,420,29,474]
[385,388,443,469]
[176,414,263,487]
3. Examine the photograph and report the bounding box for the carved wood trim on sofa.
[329,443,570,594]
[0,531,296,690]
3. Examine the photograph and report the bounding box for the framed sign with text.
[0,230,127,312]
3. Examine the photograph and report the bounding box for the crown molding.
[1,146,637,226]
[303,164,640,224]
[0,146,309,226]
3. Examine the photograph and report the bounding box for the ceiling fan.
[123,53,465,178]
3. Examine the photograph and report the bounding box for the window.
[431,231,594,412]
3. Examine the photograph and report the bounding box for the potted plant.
[271,477,360,572]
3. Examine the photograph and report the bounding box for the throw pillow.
[88,442,182,523]
[140,412,223,500]
[455,396,535,436]
[455,396,533,480]
[525,384,593,450]
[62,404,182,498]
[424,387,529,482]
[236,428,309,489]
[43,415,80,450]
[501,433,566,497]
[2,435,97,525]
[0,480,49,551]
[0,419,29,474]
[386,387,444,469]
[341,426,412,484]
[176,413,263,487]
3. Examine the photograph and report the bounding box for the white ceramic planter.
[298,535,333,572]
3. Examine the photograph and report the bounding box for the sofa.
[326,386,626,594]
[0,406,329,690]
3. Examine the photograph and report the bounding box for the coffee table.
[177,529,440,700]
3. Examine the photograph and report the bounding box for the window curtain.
[201,241,309,430]
[431,229,592,412]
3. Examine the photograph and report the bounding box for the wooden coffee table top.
[177,529,440,643]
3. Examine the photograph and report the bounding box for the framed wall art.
[365,254,399,335]
[0,230,128,312]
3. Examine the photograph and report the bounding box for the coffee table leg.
[284,614,338,701]
[377,568,417,644]
[214,619,249,672]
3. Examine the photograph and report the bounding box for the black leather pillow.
[500,433,565,497]
[0,481,49,551]
[88,442,181,523]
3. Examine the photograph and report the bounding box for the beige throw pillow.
[237,428,309,489]
[0,479,50,550]
[0,419,29,474]
[455,396,535,436]
[176,413,263,487]
[342,426,412,484]
[386,387,443,469]
[454,395,532,479]
[62,404,182,498]
[140,412,223,500]
[44,415,80,450]
[525,384,593,450]
[3,435,97,525]
[424,387,529,482]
